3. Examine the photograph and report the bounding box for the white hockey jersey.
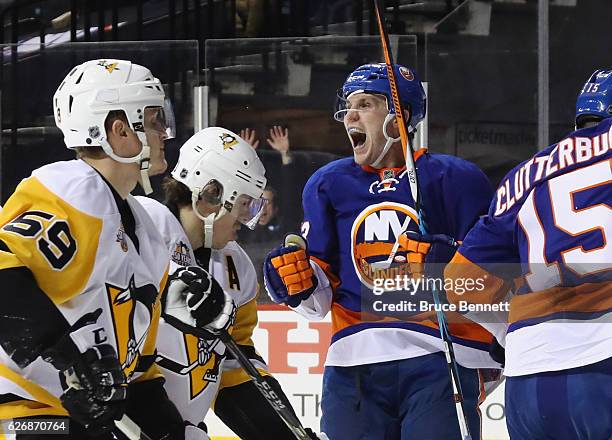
[0,160,169,420]
[136,197,267,430]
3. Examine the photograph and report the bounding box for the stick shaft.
[218,332,311,440]
[373,0,421,210]
[189,328,310,440]
[372,2,472,439]
[115,415,153,440]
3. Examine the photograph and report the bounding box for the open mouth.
[348,127,366,150]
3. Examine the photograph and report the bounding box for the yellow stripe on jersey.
[217,366,270,391]
[229,297,258,348]
[0,364,66,419]
[219,297,270,390]
[0,177,102,305]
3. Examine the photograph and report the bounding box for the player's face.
[144,106,169,176]
[258,190,277,226]
[186,199,239,250]
[343,93,389,166]
[211,208,241,249]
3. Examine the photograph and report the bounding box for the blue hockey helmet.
[335,63,426,131]
[575,69,612,128]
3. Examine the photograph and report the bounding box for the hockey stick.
[372,1,473,439]
[186,325,312,440]
[370,211,410,269]
[217,331,312,440]
[115,415,153,440]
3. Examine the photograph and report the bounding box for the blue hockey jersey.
[299,149,498,368]
[446,119,612,376]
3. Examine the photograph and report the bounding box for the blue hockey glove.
[264,234,318,307]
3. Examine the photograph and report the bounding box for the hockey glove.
[42,341,127,435]
[163,266,236,337]
[398,231,459,279]
[264,234,318,307]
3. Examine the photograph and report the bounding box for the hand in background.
[240,128,260,149]
[267,125,292,165]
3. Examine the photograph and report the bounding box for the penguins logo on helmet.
[220,133,239,150]
[399,66,414,81]
[97,60,120,74]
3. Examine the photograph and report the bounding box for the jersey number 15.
[518,160,611,291]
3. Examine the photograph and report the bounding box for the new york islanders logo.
[351,202,418,288]
[399,66,414,81]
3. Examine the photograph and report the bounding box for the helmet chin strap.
[191,194,232,249]
[135,132,153,195]
[99,131,153,195]
[370,113,399,168]
[369,113,415,169]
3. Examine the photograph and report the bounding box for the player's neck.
[375,143,405,169]
[179,206,205,249]
[82,157,138,199]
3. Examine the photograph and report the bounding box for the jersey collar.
[360,147,428,177]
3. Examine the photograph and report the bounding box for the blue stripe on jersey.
[331,321,491,351]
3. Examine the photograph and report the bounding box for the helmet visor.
[144,98,176,140]
[333,90,389,122]
[232,194,268,230]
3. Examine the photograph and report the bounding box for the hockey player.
[263,63,500,439]
[0,59,220,440]
[444,69,612,439]
[137,127,309,440]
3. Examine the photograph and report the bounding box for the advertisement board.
[206,306,509,440]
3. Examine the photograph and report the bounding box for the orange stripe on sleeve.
[445,252,511,306]
[310,256,341,292]
[509,281,612,324]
